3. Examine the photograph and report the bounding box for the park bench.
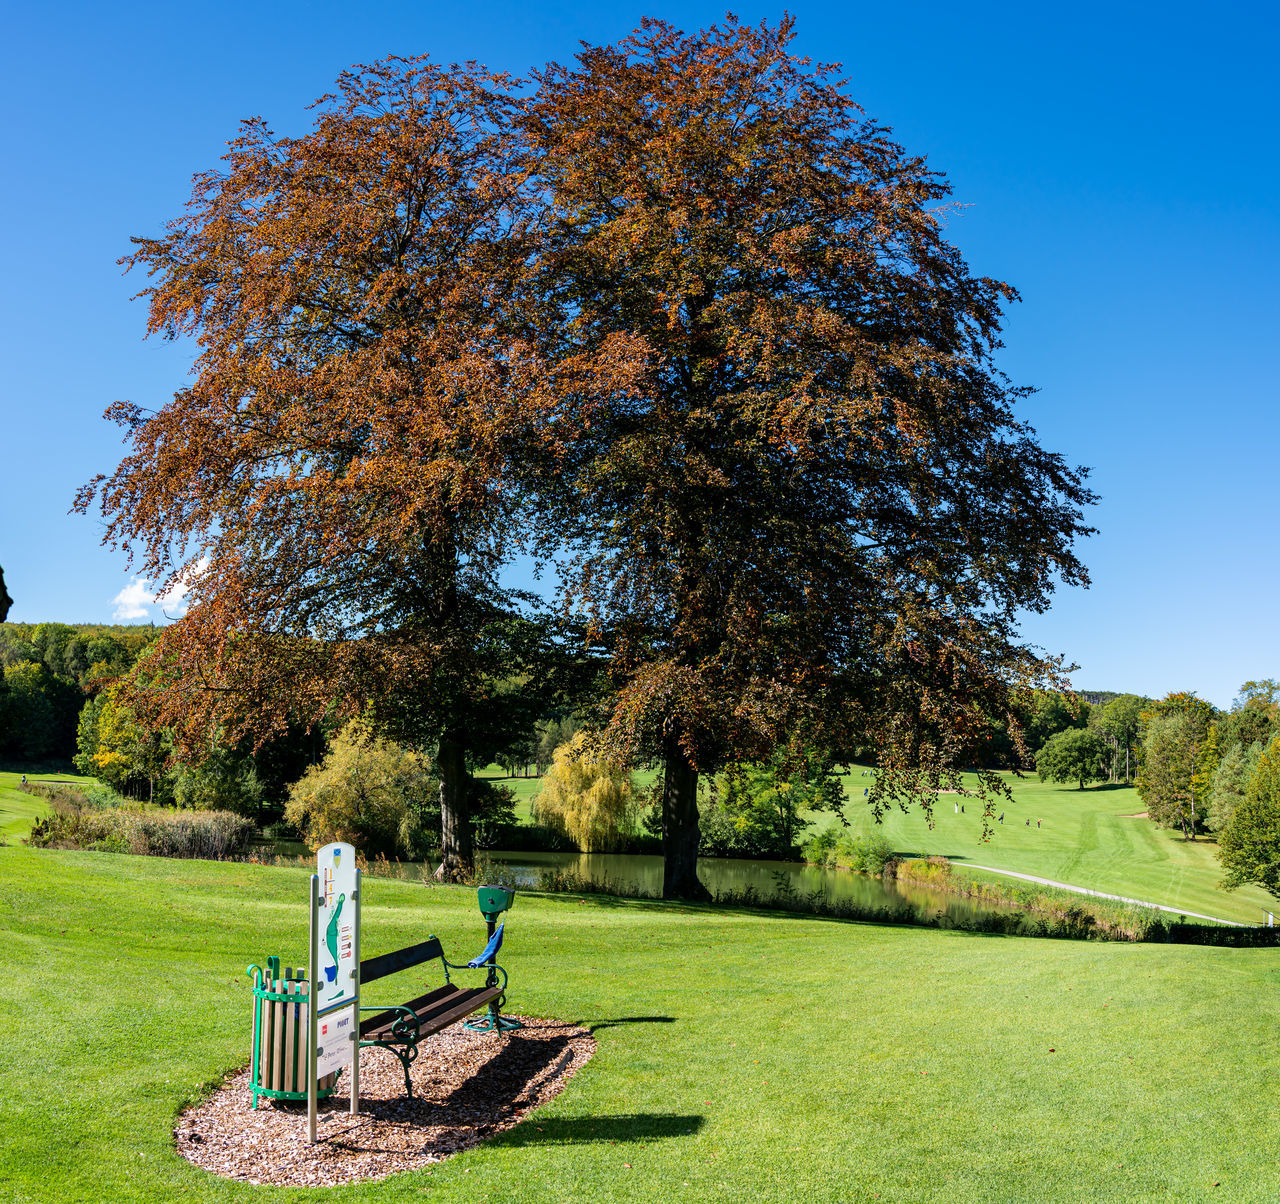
[358,918,510,1097]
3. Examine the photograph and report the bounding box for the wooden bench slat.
[359,938,444,984]
[359,984,459,1037]
[360,984,501,1041]
[410,985,502,1033]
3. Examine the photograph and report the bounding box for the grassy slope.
[485,763,1274,926]
[2,847,1280,1203]
[825,768,1278,925]
[0,770,96,843]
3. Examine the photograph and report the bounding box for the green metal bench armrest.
[441,959,508,993]
[359,1002,421,1043]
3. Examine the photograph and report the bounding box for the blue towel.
[467,923,504,968]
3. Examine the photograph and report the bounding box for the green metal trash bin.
[247,956,338,1108]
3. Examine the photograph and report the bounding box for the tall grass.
[26,795,254,860]
[21,780,124,809]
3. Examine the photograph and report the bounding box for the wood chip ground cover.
[175,1017,594,1187]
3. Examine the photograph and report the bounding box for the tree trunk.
[435,731,473,881]
[662,735,710,901]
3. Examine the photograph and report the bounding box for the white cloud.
[111,558,208,622]
[112,578,155,621]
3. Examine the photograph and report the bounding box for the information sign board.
[316,1004,357,1078]
[314,841,357,1013]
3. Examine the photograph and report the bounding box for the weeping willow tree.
[533,732,638,851]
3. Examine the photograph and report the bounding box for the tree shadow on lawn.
[497,1113,704,1147]
[587,1015,676,1034]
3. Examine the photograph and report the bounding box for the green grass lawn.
[821,769,1278,925]
[3,846,1280,1203]
[0,769,97,843]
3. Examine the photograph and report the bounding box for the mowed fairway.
[3,848,1280,1203]
[0,770,95,843]
[828,770,1278,925]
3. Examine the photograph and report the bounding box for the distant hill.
[0,622,161,662]
[1074,689,1149,706]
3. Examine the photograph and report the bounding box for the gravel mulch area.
[175,1016,595,1187]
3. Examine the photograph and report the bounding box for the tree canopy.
[81,17,1095,897]
[1035,727,1105,790]
[532,731,638,851]
[1138,695,1216,839]
[77,57,585,876]
[522,16,1094,895]
[1218,736,1280,899]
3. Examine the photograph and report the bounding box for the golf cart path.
[963,864,1247,927]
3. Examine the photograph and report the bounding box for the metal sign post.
[307,843,360,1143]
[306,873,319,1144]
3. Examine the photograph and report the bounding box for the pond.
[271,842,1030,928]
[480,850,1027,928]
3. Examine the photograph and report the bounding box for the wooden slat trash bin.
[247,955,338,1108]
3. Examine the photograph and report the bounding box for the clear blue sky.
[1,1,1275,708]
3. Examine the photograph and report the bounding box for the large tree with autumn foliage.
[76,59,598,876]
[521,16,1095,897]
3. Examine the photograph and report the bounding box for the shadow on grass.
[499,1113,704,1146]
[588,1015,675,1034]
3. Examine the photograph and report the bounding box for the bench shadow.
[498,1113,704,1147]
[441,1026,574,1113]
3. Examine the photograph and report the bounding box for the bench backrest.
[359,937,443,985]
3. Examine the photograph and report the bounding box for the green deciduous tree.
[0,661,58,760]
[90,687,172,801]
[1218,681,1280,753]
[1138,694,1216,839]
[532,731,638,851]
[1019,691,1088,761]
[1094,693,1145,784]
[172,746,265,818]
[1191,722,1222,822]
[1035,727,1105,790]
[535,715,582,775]
[1208,740,1264,834]
[701,748,845,858]
[0,660,82,762]
[1218,736,1280,898]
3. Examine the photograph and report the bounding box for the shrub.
[895,855,953,886]
[801,826,839,866]
[284,719,435,858]
[837,831,897,875]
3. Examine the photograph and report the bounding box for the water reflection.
[271,842,1026,927]
[484,850,1022,927]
